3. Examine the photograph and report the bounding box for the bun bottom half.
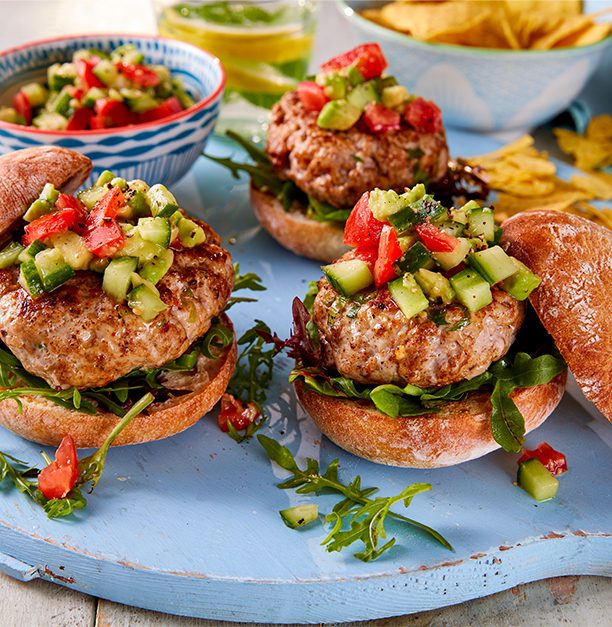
[0,318,237,448]
[250,184,349,263]
[295,372,567,468]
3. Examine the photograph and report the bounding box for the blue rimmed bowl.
[0,34,225,186]
[340,0,612,132]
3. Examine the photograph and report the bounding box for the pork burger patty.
[313,277,525,389]
[266,92,450,210]
[0,221,234,390]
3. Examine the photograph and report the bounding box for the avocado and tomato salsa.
[0,44,194,131]
[0,172,206,321]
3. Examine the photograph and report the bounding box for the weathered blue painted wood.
[0,131,610,623]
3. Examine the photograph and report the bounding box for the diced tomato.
[38,435,79,500]
[416,222,459,253]
[89,114,106,130]
[343,192,385,248]
[22,206,86,245]
[138,96,184,123]
[66,86,84,100]
[217,394,260,433]
[75,57,104,90]
[66,107,93,131]
[403,97,443,134]
[297,81,328,112]
[12,91,32,125]
[373,224,402,288]
[519,442,568,476]
[116,61,160,88]
[94,99,135,128]
[321,43,387,81]
[362,102,401,134]
[55,193,85,212]
[353,246,378,271]
[83,220,124,257]
[88,187,125,224]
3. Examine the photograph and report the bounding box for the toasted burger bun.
[501,210,611,422]
[0,317,237,448]
[0,146,92,237]
[296,373,566,468]
[250,184,349,263]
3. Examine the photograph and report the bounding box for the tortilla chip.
[570,172,612,200]
[554,126,612,171]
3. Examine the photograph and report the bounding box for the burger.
[289,186,611,467]
[214,43,450,263]
[0,146,236,448]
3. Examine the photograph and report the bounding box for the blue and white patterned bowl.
[340,0,612,132]
[0,34,225,186]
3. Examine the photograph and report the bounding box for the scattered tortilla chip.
[554,116,612,171]
[570,172,612,200]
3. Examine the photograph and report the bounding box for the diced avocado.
[0,242,25,269]
[147,184,179,218]
[279,504,319,529]
[322,259,373,297]
[127,179,150,194]
[440,221,465,237]
[316,99,361,131]
[128,284,167,322]
[24,182,59,221]
[433,238,472,271]
[467,206,495,241]
[139,249,174,285]
[346,81,379,111]
[81,87,106,108]
[47,63,76,92]
[78,185,108,210]
[103,256,138,303]
[449,268,492,312]
[138,217,171,247]
[468,245,518,284]
[50,88,72,117]
[126,189,151,218]
[396,241,435,274]
[110,177,127,190]
[49,231,93,271]
[414,268,455,305]
[0,106,23,124]
[18,260,44,297]
[381,85,409,109]
[111,44,144,65]
[121,88,158,113]
[92,59,119,86]
[21,82,48,107]
[95,170,116,187]
[316,72,347,100]
[517,458,558,502]
[177,218,206,248]
[450,206,469,225]
[18,240,46,263]
[89,257,110,273]
[501,258,541,300]
[119,231,165,265]
[32,111,67,130]
[368,188,409,221]
[34,248,74,292]
[389,274,429,319]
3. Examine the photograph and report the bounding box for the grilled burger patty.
[0,222,233,390]
[266,92,450,210]
[313,277,525,389]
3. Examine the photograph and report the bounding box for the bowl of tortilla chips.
[340,0,612,131]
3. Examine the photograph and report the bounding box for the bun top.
[501,210,611,421]
[0,146,92,238]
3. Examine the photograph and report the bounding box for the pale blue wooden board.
[0,131,610,623]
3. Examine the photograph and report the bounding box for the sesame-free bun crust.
[501,210,612,422]
[296,373,566,468]
[0,316,237,448]
[0,146,92,237]
[250,184,349,263]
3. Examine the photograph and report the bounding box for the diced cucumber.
[347,80,379,110]
[449,268,492,312]
[388,194,445,233]
[397,233,417,253]
[32,111,67,130]
[111,44,144,65]
[78,185,108,210]
[103,256,138,303]
[389,274,429,319]
[126,189,151,218]
[317,73,347,100]
[368,188,408,221]
[517,458,558,502]
[81,87,106,108]
[138,217,171,247]
[345,64,364,86]
[381,85,409,109]
[18,240,46,263]
[468,245,518,285]
[92,59,119,86]
[47,63,76,92]
[34,248,74,292]
[322,259,373,297]
[316,100,361,131]
[121,88,158,113]
[501,258,541,300]
[130,272,160,296]
[279,504,319,529]
[177,218,206,248]
[18,260,44,296]
[397,241,435,274]
[21,82,48,107]
[48,231,93,270]
[0,241,25,269]
[127,179,150,194]
[467,207,495,241]
[119,231,165,264]
[128,284,167,322]
[433,238,472,271]
[139,249,174,284]
[440,221,465,237]
[172,79,194,109]
[414,268,455,305]
[110,177,127,190]
[147,184,179,218]
[0,106,22,124]
[95,170,116,187]
[50,88,72,117]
